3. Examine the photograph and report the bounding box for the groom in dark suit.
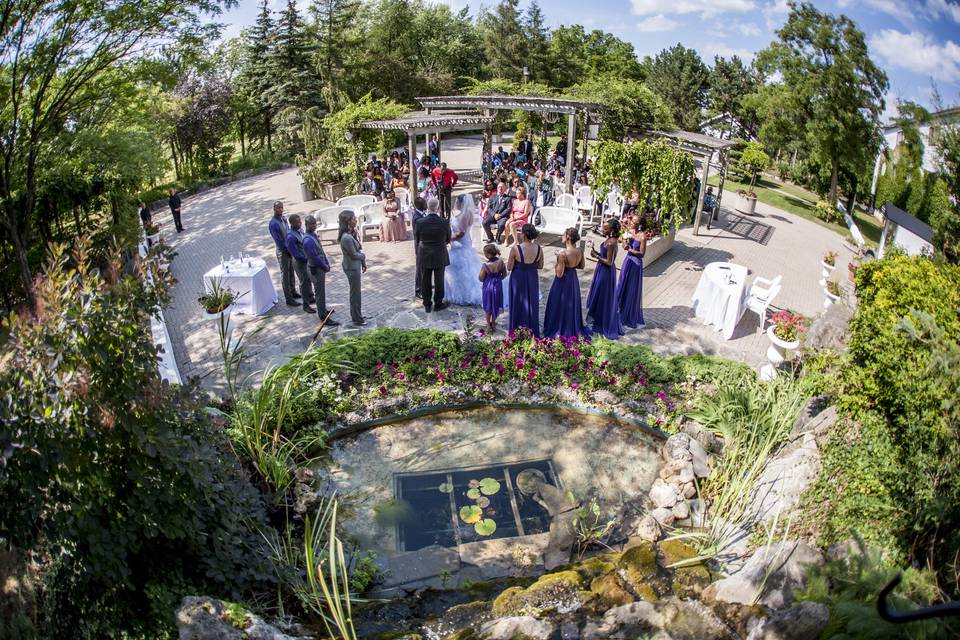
[414,197,450,313]
[410,196,427,299]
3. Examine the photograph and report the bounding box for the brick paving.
[149,140,854,392]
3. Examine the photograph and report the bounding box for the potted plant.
[735,189,758,215]
[198,278,237,321]
[820,251,837,286]
[823,279,841,308]
[145,221,161,243]
[761,310,805,380]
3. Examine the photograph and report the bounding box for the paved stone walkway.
[150,140,854,392]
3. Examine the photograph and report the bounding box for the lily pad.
[516,469,546,496]
[466,487,481,500]
[474,518,497,536]
[479,477,501,495]
[468,479,481,489]
[459,505,483,524]
[438,482,454,494]
[476,496,490,508]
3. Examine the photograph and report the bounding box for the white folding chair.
[393,187,410,210]
[553,182,566,200]
[605,192,625,219]
[554,193,577,211]
[746,282,781,333]
[576,185,595,223]
[751,274,782,295]
[337,194,377,208]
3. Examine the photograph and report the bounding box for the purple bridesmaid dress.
[586,241,624,340]
[543,259,591,339]
[616,238,645,328]
[482,259,505,318]
[508,244,541,337]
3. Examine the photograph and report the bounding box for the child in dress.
[479,244,506,332]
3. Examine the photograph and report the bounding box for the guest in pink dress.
[504,186,532,247]
[380,190,408,242]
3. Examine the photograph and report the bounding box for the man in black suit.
[168,187,184,232]
[410,196,428,299]
[482,181,513,243]
[414,197,450,313]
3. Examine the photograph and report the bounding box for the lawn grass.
[708,173,882,248]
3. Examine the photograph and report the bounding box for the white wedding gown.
[444,196,484,306]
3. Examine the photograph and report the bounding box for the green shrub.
[815,200,842,223]
[803,253,960,596]
[0,242,270,638]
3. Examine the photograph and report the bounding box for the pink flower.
[397,373,406,381]
[438,372,446,382]
[570,382,580,390]
[378,385,387,395]
[375,362,384,370]
[515,357,524,369]
[527,369,537,380]
[609,377,617,385]
[657,391,666,401]
[495,364,505,374]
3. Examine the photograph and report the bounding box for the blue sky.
[217,0,960,120]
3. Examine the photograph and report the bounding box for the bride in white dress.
[444,194,484,306]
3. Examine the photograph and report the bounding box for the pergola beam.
[417,94,603,117]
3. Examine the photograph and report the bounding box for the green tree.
[934,121,960,262]
[752,1,888,204]
[548,25,645,89]
[563,77,673,140]
[310,0,361,109]
[270,0,321,113]
[0,0,233,310]
[523,1,551,84]
[644,44,709,131]
[239,0,277,152]
[708,55,759,139]
[739,141,770,188]
[480,0,526,81]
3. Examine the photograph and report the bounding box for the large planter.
[818,261,836,287]
[300,182,315,203]
[823,288,840,309]
[761,325,800,380]
[642,228,677,269]
[735,193,758,215]
[146,232,161,244]
[319,181,347,202]
[203,304,233,324]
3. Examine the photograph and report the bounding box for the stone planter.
[823,288,840,309]
[146,232,161,244]
[735,193,758,215]
[761,325,800,380]
[202,304,233,324]
[818,261,835,287]
[319,181,347,202]
[642,228,677,269]
[300,182,315,203]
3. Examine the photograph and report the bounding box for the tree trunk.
[239,117,246,157]
[170,137,181,181]
[73,206,82,240]
[265,110,272,153]
[829,159,839,205]
[845,173,857,215]
[8,221,34,311]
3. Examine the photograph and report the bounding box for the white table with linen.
[691,262,749,340]
[203,257,277,316]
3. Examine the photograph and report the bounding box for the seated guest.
[360,171,377,196]
[417,166,432,197]
[380,189,408,242]
[622,189,640,216]
[505,186,532,247]
[483,181,513,244]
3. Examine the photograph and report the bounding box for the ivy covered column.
[693,156,711,236]
[408,132,417,197]
[565,113,576,194]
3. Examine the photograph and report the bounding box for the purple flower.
[515,357,524,369]
[609,377,617,385]
[657,391,667,401]
[438,372,446,382]
[495,364,505,374]
[570,382,580,390]
[375,362,384,370]
[378,385,387,395]
[481,355,490,366]
[527,369,537,380]
[428,349,436,358]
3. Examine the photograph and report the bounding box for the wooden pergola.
[416,94,605,194]
[630,128,737,236]
[357,111,496,199]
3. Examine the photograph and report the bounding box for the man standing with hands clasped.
[414,197,450,313]
[168,187,184,233]
[269,201,299,306]
[303,215,339,326]
[410,196,428,299]
[285,214,316,314]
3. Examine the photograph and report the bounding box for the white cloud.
[924,0,960,23]
[697,42,756,62]
[763,0,790,30]
[736,22,762,36]
[630,0,755,18]
[836,0,914,22]
[880,90,901,124]
[636,14,679,32]
[869,29,960,82]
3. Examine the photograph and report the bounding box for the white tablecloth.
[691,262,749,340]
[203,258,277,316]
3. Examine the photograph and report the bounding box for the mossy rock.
[561,552,618,582]
[490,570,584,617]
[446,629,481,640]
[657,539,712,598]
[633,581,659,602]
[588,574,635,611]
[617,542,658,587]
[439,600,493,633]
[657,539,699,568]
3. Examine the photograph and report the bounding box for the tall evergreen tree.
[270,0,322,113]
[644,44,709,131]
[524,1,551,84]
[708,55,758,139]
[480,0,526,81]
[310,0,360,108]
[240,0,276,151]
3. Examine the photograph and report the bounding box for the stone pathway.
[150,139,853,392]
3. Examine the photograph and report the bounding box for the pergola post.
[693,155,711,236]
[582,113,590,164]
[565,113,576,194]
[436,131,441,164]
[408,132,417,199]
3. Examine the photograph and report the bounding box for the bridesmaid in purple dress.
[507,223,544,337]
[543,227,591,339]
[479,243,506,333]
[586,219,624,340]
[616,214,647,328]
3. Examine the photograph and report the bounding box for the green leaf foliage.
[0,241,270,638]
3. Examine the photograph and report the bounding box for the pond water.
[322,406,664,557]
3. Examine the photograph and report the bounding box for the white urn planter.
[760,325,800,380]
[818,260,836,287]
[735,192,758,215]
[146,232,161,244]
[203,305,234,334]
[823,287,840,309]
